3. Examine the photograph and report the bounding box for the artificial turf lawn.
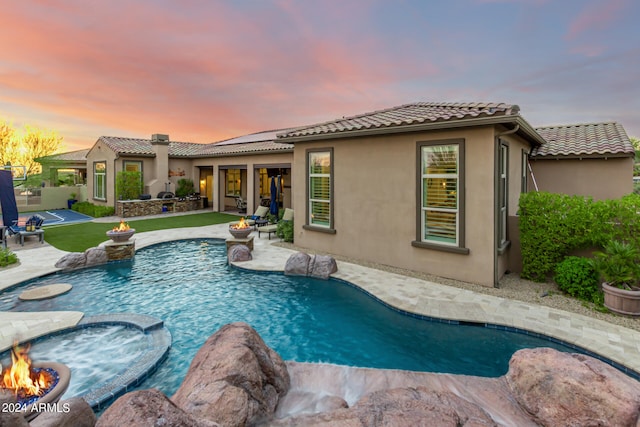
[43,212,238,252]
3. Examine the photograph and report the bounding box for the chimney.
[148,134,170,197]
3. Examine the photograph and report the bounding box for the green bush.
[71,201,115,218]
[554,256,600,302]
[0,248,18,267]
[176,179,195,197]
[276,220,294,243]
[519,192,640,281]
[116,170,142,200]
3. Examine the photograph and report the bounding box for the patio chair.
[258,208,294,239]
[7,214,45,245]
[235,196,247,213]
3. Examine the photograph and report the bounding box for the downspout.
[493,125,520,287]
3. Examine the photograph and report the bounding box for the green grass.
[43,212,238,252]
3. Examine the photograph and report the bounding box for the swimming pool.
[0,239,589,397]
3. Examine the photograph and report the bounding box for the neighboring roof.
[532,122,635,158]
[277,102,544,145]
[36,148,90,163]
[97,136,202,157]
[97,132,293,158]
[190,128,295,157]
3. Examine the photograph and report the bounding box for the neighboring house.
[530,122,634,199]
[36,148,90,186]
[41,101,635,287]
[85,130,293,214]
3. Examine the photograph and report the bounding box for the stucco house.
[43,101,635,287]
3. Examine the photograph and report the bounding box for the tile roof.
[277,102,521,139]
[98,136,201,157]
[36,149,90,162]
[532,122,635,158]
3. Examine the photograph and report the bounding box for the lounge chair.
[230,205,270,228]
[7,214,45,245]
[258,208,294,239]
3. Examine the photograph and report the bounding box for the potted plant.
[67,192,78,209]
[593,240,640,316]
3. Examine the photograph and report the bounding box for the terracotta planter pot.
[602,282,640,316]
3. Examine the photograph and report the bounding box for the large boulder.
[284,252,311,276]
[228,244,252,262]
[96,388,213,427]
[171,322,290,427]
[506,347,640,427]
[0,390,28,427]
[30,397,96,427]
[84,247,108,266]
[308,255,338,279]
[54,252,87,269]
[284,252,337,279]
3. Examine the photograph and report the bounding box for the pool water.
[0,239,581,397]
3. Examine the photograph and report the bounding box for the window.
[258,168,270,198]
[307,149,332,229]
[226,169,241,196]
[94,162,106,200]
[420,144,460,245]
[498,143,508,247]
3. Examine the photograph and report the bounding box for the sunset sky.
[1,0,638,152]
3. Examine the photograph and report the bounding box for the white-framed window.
[94,161,106,201]
[226,169,241,196]
[420,144,460,245]
[308,149,332,228]
[498,143,508,247]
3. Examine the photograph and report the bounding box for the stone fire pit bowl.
[229,225,252,239]
[24,361,71,421]
[106,229,136,243]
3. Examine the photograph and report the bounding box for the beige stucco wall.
[529,157,633,200]
[86,140,118,206]
[292,127,503,287]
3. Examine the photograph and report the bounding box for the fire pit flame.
[1,344,54,401]
[230,217,250,230]
[112,220,131,232]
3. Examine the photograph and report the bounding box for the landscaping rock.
[96,388,212,427]
[54,252,87,269]
[171,322,290,427]
[284,252,311,276]
[506,347,640,427]
[0,390,28,427]
[308,254,338,279]
[30,397,96,427]
[84,247,108,266]
[285,253,337,279]
[228,244,252,262]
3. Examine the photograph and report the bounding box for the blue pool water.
[0,239,584,397]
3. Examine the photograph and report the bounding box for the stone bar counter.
[116,198,203,218]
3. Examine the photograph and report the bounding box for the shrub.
[116,170,142,200]
[519,192,640,281]
[554,256,600,302]
[176,179,195,197]
[71,201,115,218]
[276,220,294,243]
[0,248,18,267]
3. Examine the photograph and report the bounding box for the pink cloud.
[566,0,629,41]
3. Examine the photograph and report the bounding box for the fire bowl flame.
[1,344,70,422]
[229,218,252,239]
[107,220,135,242]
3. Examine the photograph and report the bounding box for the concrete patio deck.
[1,216,640,377]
